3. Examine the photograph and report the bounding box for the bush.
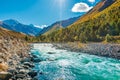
[105,34,112,42]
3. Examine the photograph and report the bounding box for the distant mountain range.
[0,19,42,36]
[0,16,80,36]
[39,16,80,35]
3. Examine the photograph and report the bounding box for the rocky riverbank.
[53,42,120,60]
[0,36,38,80]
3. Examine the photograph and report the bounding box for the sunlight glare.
[58,0,65,6]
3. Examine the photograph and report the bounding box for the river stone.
[16,66,23,70]
[0,72,12,80]
[8,69,17,74]
[32,77,38,80]
[23,62,34,68]
[16,74,26,79]
[47,52,56,54]
[32,54,39,58]
[19,69,29,74]
[21,58,31,63]
[28,70,37,78]
[33,58,41,63]
[22,65,30,69]
[39,71,44,75]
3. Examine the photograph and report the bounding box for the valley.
[0,0,120,80]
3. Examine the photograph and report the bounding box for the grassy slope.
[0,27,26,39]
[73,0,116,25]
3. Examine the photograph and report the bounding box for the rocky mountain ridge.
[0,19,42,36]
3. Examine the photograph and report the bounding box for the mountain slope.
[74,0,116,24]
[39,16,80,35]
[38,0,120,42]
[0,19,42,36]
[0,27,26,39]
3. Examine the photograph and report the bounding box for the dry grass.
[0,27,26,39]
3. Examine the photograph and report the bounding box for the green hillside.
[37,0,120,43]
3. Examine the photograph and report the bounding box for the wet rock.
[22,65,30,69]
[32,77,38,80]
[16,66,23,70]
[32,54,39,58]
[28,70,37,78]
[21,58,31,63]
[23,62,34,68]
[19,69,29,74]
[39,71,44,75]
[33,58,41,63]
[16,74,26,79]
[47,52,56,54]
[46,58,55,61]
[26,78,32,80]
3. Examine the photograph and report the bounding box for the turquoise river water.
[31,43,120,80]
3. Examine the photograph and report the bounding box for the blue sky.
[0,0,100,28]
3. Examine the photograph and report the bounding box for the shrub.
[105,34,112,42]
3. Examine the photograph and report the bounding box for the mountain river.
[30,43,120,80]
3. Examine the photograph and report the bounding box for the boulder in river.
[19,69,29,74]
[16,73,26,79]
[47,52,56,54]
[23,62,34,68]
[28,70,37,78]
[32,77,38,80]
[33,58,41,63]
[32,54,39,58]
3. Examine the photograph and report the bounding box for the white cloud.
[88,0,95,3]
[72,2,93,13]
[34,25,47,29]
